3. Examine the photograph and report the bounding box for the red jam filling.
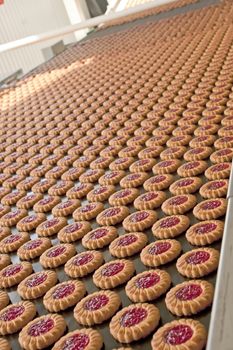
[73,184,85,191]
[135,272,160,288]
[165,325,193,345]
[53,283,75,299]
[57,201,73,209]
[61,334,89,350]
[158,160,173,167]
[101,262,124,276]
[148,242,171,255]
[117,234,137,246]
[93,187,107,195]
[86,170,97,176]
[160,216,180,228]
[197,136,208,141]
[89,228,108,240]
[4,234,21,244]
[80,204,96,213]
[24,240,42,250]
[46,246,66,258]
[0,305,25,321]
[183,161,199,170]
[176,179,194,187]
[22,194,36,202]
[39,197,54,205]
[217,149,232,156]
[141,192,158,201]
[4,210,21,219]
[195,222,217,234]
[25,273,47,287]
[28,318,54,336]
[115,158,128,164]
[73,253,93,266]
[127,173,141,181]
[84,294,109,311]
[44,218,59,228]
[130,211,149,222]
[23,215,37,223]
[151,175,166,183]
[201,200,221,210]
[169,196,188,206]
[207,180,226,190]
[2,264,22,277]
[103,207,121,217]
[136,159,149,166]
[65,223,82,233]
[212,163,229,172]
[120,308,147,327]
[115,189,132,198]
[104,172,118,179]
[186,251,210,264]
[176,284,202,301]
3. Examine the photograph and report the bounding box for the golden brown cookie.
[19,314,66,350]
[0,262,32,288]
[52,199,80,217]
[140,239,181,267]
[40,244,76,268]
[189,135,215,147]
[210,148,233,163]
[109,232,147,258]
[165,280,214,316]
[98,170,125,185]
[0,232,29,253]
[184,147,212,161]
[129,159,156,173]
[120,172,149,188]
[152,215,190,239]
[123,210,157,232]
[205,162,231,180]
[138,146,163,159]
[82,226,117,249]
[73,202,104,221]
[153,159,181,174]
[48,180,73,196]
[0,291,9,311]
[109,188,139,206]
[177,161,208,177]
[96,206,129,226]
[74,290,121,325]
[170,178,202,196]
[33,195,60,213]
[32,178,56,194]
[58,221,91,243]
[0,209,27,227]
[160,146,186,160]
[17,238,51,260]
[16,213,46,232]
[16,193,43,210]
[93,259,135,289]
[43,280,86,312]
[162,194,197,215]
[64,250,104,278]
[126,269,171,302]
[176,247,220,278]
[1,189,26,206]
[214,136,233,149]
[61,166,85,181]
[143,174,174,191]
[79,169,104,183]
[199,179,228,198]
[0,227,10,241]
[109,157,134,171]
[110,303,160,343]
[186,220,224,245]
[134,191,166,210]
[193,198,227,220]
[66,183,94,199]
[87,185,115,202]
[36,217,67,237]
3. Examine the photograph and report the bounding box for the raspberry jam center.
[159,160,173,167]
[103,208,121,217]
[148,242,171,255]
[73,253,93,266]
[169,196,187,206]
[130,211,149,222]
[165,325,193,345]
[28,318,54,336]
[135,273,160,288]
[44,218,59,228]
[177,179,194,187]
[101,262,124,276]
[186,251,210,265]
[61,334,89,350]
[53,283,75,299]
[24,240,42,250]
[151,175,166,183]
[212,163,229,172]
[207,181,226,190]
[201,200,221,210]
[120,308,147,327]
[65,223,82,233]
[115,189,131,198]
[117,234,137,246]
[4,234,21,244]
[195,222,217,234]
[25,273,47,287]
[160,217,180,228]
[217,149,232,156]
[141,192,158,201]
[0,305,25,321]
[90,228,108,239]
[93,187,107,194]
[127,174,141,181]
[84,294,109,311]
[183,161,199,169]
[46,246,66,258]
[3,264,22,277]
[176,284,202,301]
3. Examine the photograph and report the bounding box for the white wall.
[0,0,77,79]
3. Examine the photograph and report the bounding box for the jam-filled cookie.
[16,193,43,210]
[162,194,197,215]
[199,179,228,198]
[43,280,86,312]
[2,189,26,206]
[153,159,181,174]
[98,170,125,185]
[87,185,115,202]
[138,146,163,159]
[40,244,76,268]
[126,269,171,302]
[48,180,73,196]
[129,159,156,173]
[66,183,94,199]
[36,217,67,237]
[96,206,129,226]
[165,280,214,316]
[19,314,66,350]
[120,172,149,188]
[16,213,46,232]
[0,301,36,335]
[205,162,231,180]
[79,169,104,183]
[177,161,208,177]
[176,247,220,278]
[73,202,104,221]
[52,328,103,350]
[186,220,224,245]
[143,174,174,191]
[0,232,29,254]
[134,191,166,210]
[151,318,207,350]
[214,136,233,149]
[169,177,202,195]
[184,147,212,161]
[64,250,103,278]
[109,188,139,206]
[109,232,147,258]
[82,226,117,249]
[93,259,135,289]
[140,239,181,267]
[110,303,160,343]
[0,262,32,288]
[58,221,91,243]
[51,199,80,217]
[0,291,9,311]
[210,148,233,163]
[33,196,60,213]
[0,208,27,227]
[193,198,227,220]
[152,215,190,239]
[74,290,121,325]
[123,210,157,232]
[17,270,57,299]
[17,238,51,260]
[109,157,134,171]
[189,135,215,147]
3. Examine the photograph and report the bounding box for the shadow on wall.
[86,0,108,17]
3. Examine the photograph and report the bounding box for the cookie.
[123,210,157,232]
[36,217,67,237]
[66,183,94,199]
[138,146,163,159]
[0,262,32,288]
[176,247,220,278]
[74,290,121,325]
[32,178,56,193]
[205,162,231,180]
[109,157,134,171]
[119,146,142,158]
[166,135,191,147]
[0,301,36,335]
[87,185,115,202]
[0,338,11,350]
[109,189,139,207]
[109,232,147,258]
[177,161,208,177]
[61,166,85,181]
[193,198,227,220]
[64,250,104,278]
[210,148,233,163]
[73,202,104,221]
[165,280,214,316]
[51,329,103,350]
[162,195,197,215]
[0,232,30,253]
[184,147,212,161]
[43,280,86,312]
[93,259,135,289]
[96,206,129,226]
[195,124,219,135]
[48,180,73,196]
[17,270,57,299]
[82,226,117,249]
[1,189,26,206]
[40,244,76,268]
[79,169,104,183]
[189,135,215,147]
[0,291,9,311]
[0,227,10,241]
[214,136,233,149]
[152,215,190,239]
[33,196,60,212]
[160,146,186,160]
[98,170,125,185]
[143,174,174,191]
[153,159,181,174]
[17,238,52,260]
[19,314,66,350]
[0,208,27,227]
[129,159,156,173]
[140,239,182,267]
[110,303,160,343]
[126,269,171,302]
[45,165,68,180]
[151,318,207,350]
[120,172,149,188]
[58,221,91,242]
[169,177,202,195]
[52,199,80,216]
[16,193,43,209]
[134,191,166,210]
[199,179,228,198]
[16,213,46,232]
[186,220,224,245]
